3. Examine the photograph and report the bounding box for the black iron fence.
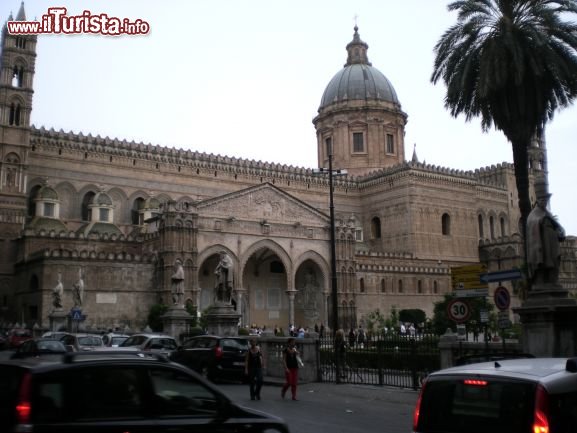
[318,333,441,389]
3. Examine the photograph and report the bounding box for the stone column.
[287,290,296,327]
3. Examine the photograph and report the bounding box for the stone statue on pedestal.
[52,272,64,310]
[214,251,233,304]
[527,179,565,288]
[72,268,84,307]
[171,259,185,306]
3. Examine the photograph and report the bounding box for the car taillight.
[16,372,32,425]
[533,385,550,433]
[412,381,426,432]
[215,346,223,359]
[464,379,488,386]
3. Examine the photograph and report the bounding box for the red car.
[8,329,32,348]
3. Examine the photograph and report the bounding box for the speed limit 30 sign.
[447,299,471,323]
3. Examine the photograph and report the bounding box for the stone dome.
[318,26,399,111]
[92,191,113,206]
[143,197,160,209]
[36,185,58,200]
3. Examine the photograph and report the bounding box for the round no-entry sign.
[494,286,511,310]
[447,299,470,323]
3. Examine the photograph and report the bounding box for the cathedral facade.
[1,6,575,332]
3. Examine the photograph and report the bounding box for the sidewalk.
[262,375,419,405]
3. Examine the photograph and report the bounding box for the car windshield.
[36,340,66,352]
[78,336,103,347]
[121,335,147,347]
[110,336,128,346]
[418,378,535,433]
[221,339,248,350]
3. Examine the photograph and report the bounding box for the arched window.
[417,280,422,294]
[500,217,506,237]
[478,214,484,239]
[381,279,386,293]
[131,197,145,225]
[433,280,438,294]
[359,278,365,293]
[81,191,96,221]
[12,65,24,87]
[490,216,495,239]
[398,279,403,293]
[9,102,21,126]
[441,213,451,236]
[371,217,381,239]
[27,184,42,217]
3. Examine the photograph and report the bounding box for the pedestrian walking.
[244,338,265,400]
[348,327,356,348]
[335,329,347,378]
[281,338,300,401]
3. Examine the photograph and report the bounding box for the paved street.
[0,349,417,433]
[218,381,418,433]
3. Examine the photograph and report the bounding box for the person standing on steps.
[244,338,265,400]
[281,338,300,401]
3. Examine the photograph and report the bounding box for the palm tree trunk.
[511,138,532,287]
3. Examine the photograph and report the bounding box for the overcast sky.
[2,0,577,234]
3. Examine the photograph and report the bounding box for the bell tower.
[0,3,38,268]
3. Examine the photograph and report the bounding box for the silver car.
[118,333,178,356]
[413,357,577,433]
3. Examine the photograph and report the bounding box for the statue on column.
[52,272,64,310]
[72,268,84,307]
[527,179,566,288]
[171,259,185,306]
[214,251,233,304]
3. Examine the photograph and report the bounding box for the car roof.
[430,357,577,391]
[130,333,174,338]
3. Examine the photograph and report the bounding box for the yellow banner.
[451,264,488,289]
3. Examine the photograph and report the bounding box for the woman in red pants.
[281,338,300,400]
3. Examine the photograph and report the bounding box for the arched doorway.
[293,260,325,330]
[241,247,288,330]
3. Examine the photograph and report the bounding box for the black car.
[0,351,289,433]
[10,338,68,360]
[170,335,249,382]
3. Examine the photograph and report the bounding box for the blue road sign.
[480,269,522,283]
[71,308,83,320]
[493,286,511,311]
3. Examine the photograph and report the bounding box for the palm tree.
[431,0,577,270]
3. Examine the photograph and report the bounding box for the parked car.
[102,333,130,347]
[413,357,577,433]
[0,351,290,433]
[10,338,68,360]
[60,333,104,351]
[170,335,249,382]
[118,333,178,356]
[41,331,71,340]
[7,328,32,348]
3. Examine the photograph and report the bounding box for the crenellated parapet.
[478,233,523,247]
[358,160,510,191]
[30,126,360,190]
[29,126,518,195]
[22,227,149,242]
[27,247,158,263]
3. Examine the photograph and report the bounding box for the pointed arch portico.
[293,250,330,330]
[239,239,292,328]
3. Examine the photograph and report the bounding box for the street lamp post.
[313,142,347,383]
[327,152,339,339]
